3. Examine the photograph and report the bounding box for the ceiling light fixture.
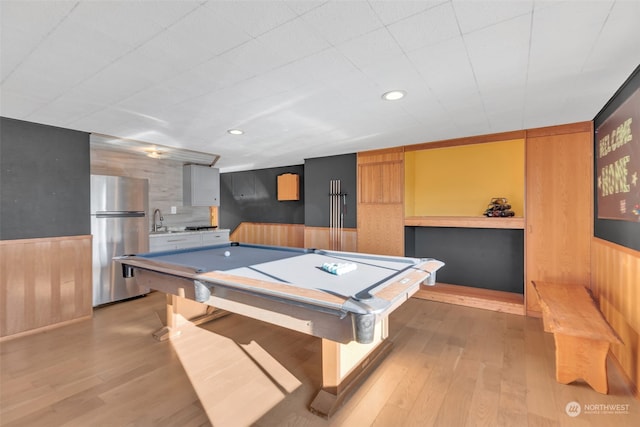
[227,129,244,135]
[381,90,406,101]
[146,150,164,159]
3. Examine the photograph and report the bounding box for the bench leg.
[553,333,610,394]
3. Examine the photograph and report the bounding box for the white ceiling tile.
[218,39,289,76]
[582,0,640,75]
[369,0,447,26]
[66,1,167,50]
[156,4,253,61]
[301,1,384,45]
[0,88,50,119]
[278,48,360,84]
[0,0,76,81]
[408,36,477,102]
[360,55,429,96]
[206,1,298,37]
[284,1,328,16]
[257,16,332,64]
[65,59,160,107]
[26,94,104,127]
[464,14,531,92]
[337,28,405,70]
[528,1,612,80]
[387,2,460,52]
[452,0,533,34]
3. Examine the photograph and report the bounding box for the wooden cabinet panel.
[525,128,592,314]
[357,148,405,256]
[358,161,403,204]
[358,204,404,256]
[277,173,299,201]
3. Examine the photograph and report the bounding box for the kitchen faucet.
[152,208,164,232]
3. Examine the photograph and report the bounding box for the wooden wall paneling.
[357,148,405,256]
[0,236,92,339]
[357,204,405,256]
[591,238,640,397]
[303,227,358,252]
[229,223,305,248]
[524,124,592,315]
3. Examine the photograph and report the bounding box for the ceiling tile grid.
[1,0,639,171]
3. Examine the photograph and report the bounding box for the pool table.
[116,242,443,418]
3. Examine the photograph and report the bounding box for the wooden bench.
[532,281,623,394]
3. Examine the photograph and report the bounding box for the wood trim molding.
[404,130,526,152]
[525,121,592,138]
[405,216,525,229]
[0,234,92,245]
[413,282,524,315]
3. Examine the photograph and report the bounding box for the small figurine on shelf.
[483,197,515,217]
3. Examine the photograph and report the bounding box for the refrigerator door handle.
[95,211,146,218]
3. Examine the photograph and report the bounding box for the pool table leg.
[153,292,229,341]
[309,319,391,419]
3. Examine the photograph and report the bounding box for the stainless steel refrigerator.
[91,175,149,306]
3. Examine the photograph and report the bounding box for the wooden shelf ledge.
[405,216,525,229]
[414,282,525,315]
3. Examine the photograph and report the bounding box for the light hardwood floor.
[1,292,638,427]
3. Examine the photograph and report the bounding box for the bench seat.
[532,281,623,394]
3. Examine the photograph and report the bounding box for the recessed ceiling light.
[227,129,244,135]
[381,90,406,101]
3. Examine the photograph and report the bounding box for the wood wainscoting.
[0,235,92,340]
[304,226,357,252]
[591,238,640,398]
[228,223,359,252]
[229,223,305,248]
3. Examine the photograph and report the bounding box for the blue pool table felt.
[139,244,418,300]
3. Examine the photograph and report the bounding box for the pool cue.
[338,179,343,251]
[330,180,335,250]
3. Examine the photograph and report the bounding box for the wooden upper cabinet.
[358,147,404,204]
[277,173,299,201]
[358,161,403,204]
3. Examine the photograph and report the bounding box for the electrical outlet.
[171,206,177,214]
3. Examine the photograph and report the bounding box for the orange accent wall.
[405,139,525,217]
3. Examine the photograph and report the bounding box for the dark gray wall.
[0,117,90,240]
[219,165,305,232]
[304,153,357,228]
[405,226,524,294]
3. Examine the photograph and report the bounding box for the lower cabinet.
[150,231,230,252]
[201,231,230,245]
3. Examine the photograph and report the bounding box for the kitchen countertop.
[150,228,229,236]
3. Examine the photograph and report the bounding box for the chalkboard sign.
[593,65,640,250]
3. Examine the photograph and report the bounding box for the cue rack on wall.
[329,179,347,250]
